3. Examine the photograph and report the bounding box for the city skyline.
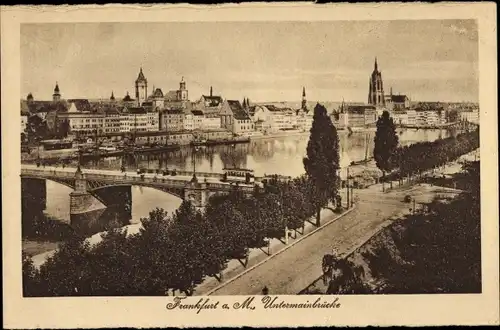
[21,20,478,103]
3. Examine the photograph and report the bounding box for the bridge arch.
[21,175,110,206]
[21,175,75,191]
[90,182,185,201]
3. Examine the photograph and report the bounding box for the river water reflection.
[31,128,455,237]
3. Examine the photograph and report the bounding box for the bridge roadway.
[20,164,257,195]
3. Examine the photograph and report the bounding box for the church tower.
[135,67,148,106]
[177,76,188,101]
[368,57,385,107]
[52,82,61,102]
[27,93,34,104]
[301,86,307,111]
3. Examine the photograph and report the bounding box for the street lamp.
[278,187,289,245]
[191,145,200,182]
[36,142,41,167]
[77,151,82,172]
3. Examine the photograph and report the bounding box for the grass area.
[22,240,60,257]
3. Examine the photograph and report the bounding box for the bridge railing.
[21,168,76,179]
[22,166,227,180]
[174,170,225,179]
[21,168,251,190]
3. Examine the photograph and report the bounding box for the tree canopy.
[374,110,399,175]
[303,103,340,225]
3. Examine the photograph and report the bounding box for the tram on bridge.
[221,168,255,184]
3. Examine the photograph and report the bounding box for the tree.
[205,193,251,267]
[22,252,40,296]
[446,109,459,123]
[58,120,71,138]
[374,111,399,191]
[303,103,340,226]
[37,233,92,296]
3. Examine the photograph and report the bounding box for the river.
[22,128,456,254]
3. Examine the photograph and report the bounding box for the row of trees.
[23,103,343,296]
[394,129,479,181]
[373,110,479,186]
[22,177,320,296]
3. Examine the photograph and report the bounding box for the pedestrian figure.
[262,286,269,295]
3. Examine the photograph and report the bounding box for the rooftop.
[164,90,178,101]
[152,88,164,98]
[227,100,250,120]
[390,95,409,103]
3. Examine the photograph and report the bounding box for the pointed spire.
[136,67,147,83]
[110,90,115,100]
[54,81,60,93]
[302,86,306,97]
[210,86,213,97]
[374,57,378,71]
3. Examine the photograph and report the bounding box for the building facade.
[160,109,184,132]
[103,110,121,134]
[227,100,253,135]
[120,107,159,133]
[57,109,105,137]
[183,113,195,131]
[391,111,409,125]
[460,110,479,124]
[202,114,222,130]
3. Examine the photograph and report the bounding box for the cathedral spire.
[301,86,307,111]
[374,57,378,71]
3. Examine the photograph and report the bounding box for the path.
[208,150,479,295]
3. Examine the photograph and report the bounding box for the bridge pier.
[184,179,208,209]
[69,168,106,216]
[21,177,47,212]
[93,185,132,219]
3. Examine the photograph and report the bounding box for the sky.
[21,20,478,103]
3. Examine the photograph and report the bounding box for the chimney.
[210,86,213,97]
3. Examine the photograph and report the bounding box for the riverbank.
[249,131,309,141]
[397,122,459,130]
[248,128,378,141]
[21,144,183,162]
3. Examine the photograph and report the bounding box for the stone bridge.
[21,164,256,215]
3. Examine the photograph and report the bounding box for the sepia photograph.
[2,2,498,328]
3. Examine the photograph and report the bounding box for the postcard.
[1,2,498,328]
